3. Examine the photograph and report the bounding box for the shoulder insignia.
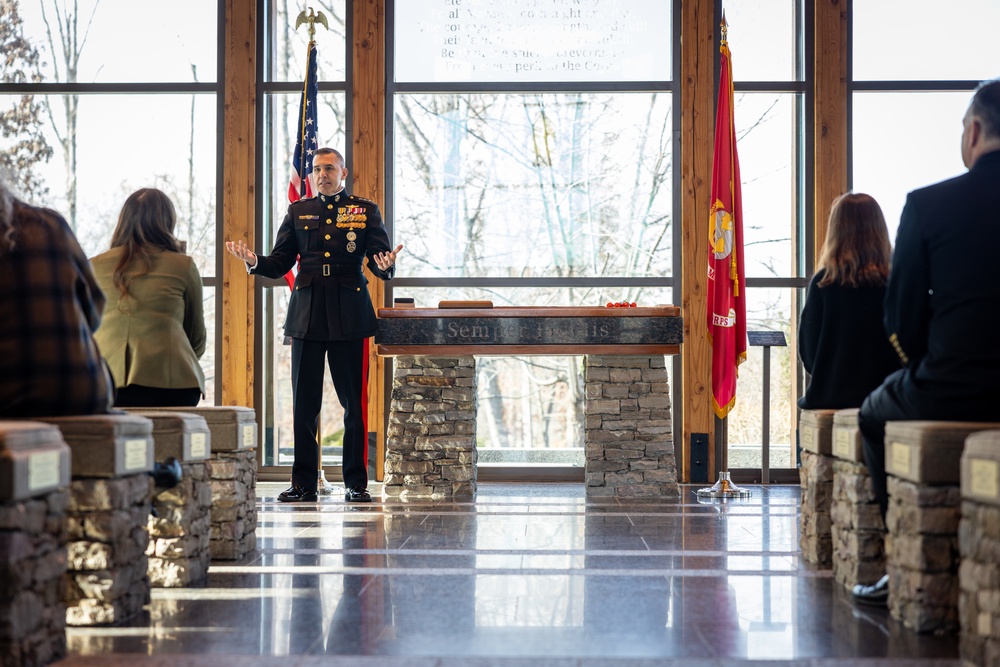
[348,195,376,206]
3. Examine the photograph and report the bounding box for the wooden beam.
[814,0,848,256]
[221,0,255,407]
[352,0,387,480]
[680,0,717,482]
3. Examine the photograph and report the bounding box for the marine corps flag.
[706,21,747,420]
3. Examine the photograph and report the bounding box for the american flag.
[283,40,319,289]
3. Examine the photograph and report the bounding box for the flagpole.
[293,7,333,490]
[699,10,750,501]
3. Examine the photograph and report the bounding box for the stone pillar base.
[583,355,678,498]
[66,474,152,626]
[886,476,960,634]
[0,489,68,667]
[800,450,834,565]
[384,356,477,500]
[831,460,885,589]
[207,449,257,560]
[148,461,212,587]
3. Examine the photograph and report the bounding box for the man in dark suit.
[852,79,1000,605]
[226,147,402,503]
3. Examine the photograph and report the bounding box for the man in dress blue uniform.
[226,147,402,503]
[852,79,1000,605]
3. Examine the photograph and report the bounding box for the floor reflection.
[59,482,959,665]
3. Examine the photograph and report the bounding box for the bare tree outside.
[393,92,673,457]
[0,0,53,199]
[38,0,99,231]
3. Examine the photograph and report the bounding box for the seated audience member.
[853,78,1000,606]
[798,193,900,410]
[0,175,114,417]
[91,188,206,407]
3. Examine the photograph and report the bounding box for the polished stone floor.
[54,481,961,667]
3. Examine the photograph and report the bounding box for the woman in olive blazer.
[91,189,206,407]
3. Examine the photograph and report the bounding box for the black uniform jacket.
[797,270,901,410]
[251,191,394,340]
[884,149,1000,411]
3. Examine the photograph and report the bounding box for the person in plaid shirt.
[0,176,114,417]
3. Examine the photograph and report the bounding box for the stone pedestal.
[384,356,477,500]
[583,355,678,498]
[128,411,213,587]
[958,430,1000,666]
[798,409,836,566]
[0,422,71,667]
[884,420,998,634]
[138,407,258,561]
[830,408,885,590]
[39,415,154,627]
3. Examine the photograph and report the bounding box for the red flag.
[706,30,747,420]
[284,40,319,289]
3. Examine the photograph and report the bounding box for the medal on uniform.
[346,241,357,253]
[346,231,357,241]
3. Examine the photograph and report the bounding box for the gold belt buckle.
[322,264,330,277]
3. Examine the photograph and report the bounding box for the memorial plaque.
[190,432,208,459]
[28,450,60,491]
[375,306,682,355]
[970,459,1000,499]
[242,424,255,450]
[833,430,853,460]
[889,441,912,477]
[125,438,149,471]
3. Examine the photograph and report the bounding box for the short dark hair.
[970,79,1000,139]
[314,147,345,167]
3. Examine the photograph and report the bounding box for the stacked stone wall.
[800,450,834,566]
[583,355,678,498]
[384,356,477,500]
[0,490,68,667]
[830,459,885,589]
[147,462,212,587]
[65,475,151,626]
[886,476,961,634]
[206,450,257,560]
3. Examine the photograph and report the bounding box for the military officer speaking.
[226,147,402,503]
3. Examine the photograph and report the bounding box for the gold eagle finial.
[295,7,329,42]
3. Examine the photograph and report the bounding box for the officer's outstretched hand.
[225,240,257,266]
[374,244,404,272]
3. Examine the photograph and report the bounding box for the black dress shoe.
[277,485,318,502]
[345,487,372,503]
[852,574,889,607]
[151,457,183,489]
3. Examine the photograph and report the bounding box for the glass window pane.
[736,93,797,278]
[200,286,217,405]
[727,287,795,470]
[262,285,296,467]
[267,0,347,82]
[18,0,217,83]
[3,94,218,275]
[264,92,346,240]
[393,93,673,279]
[851,91,969,240]
[724,1,797,82]
[394,1,671,83]
[390,286,675,310]
[853,0,1000,81]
